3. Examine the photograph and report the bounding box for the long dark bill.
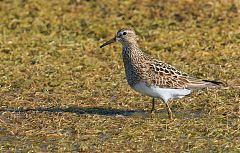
[100,37,116,48]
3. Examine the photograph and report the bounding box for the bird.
[100,28,221,119]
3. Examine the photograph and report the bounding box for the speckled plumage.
[100,28,221,119]
[115,28,219,89]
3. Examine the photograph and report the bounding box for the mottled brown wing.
[137,55,190,88]
[141,58,220,89]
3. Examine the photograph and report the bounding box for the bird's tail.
[187,78,222,90]
[202,80,222,86]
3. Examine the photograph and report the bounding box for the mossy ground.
[0,0,239,152]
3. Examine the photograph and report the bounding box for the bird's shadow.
[0,106,145,116]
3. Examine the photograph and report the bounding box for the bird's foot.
[150,109,155,114]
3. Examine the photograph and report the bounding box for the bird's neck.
[121,42,144,86]
[122,42,143,58]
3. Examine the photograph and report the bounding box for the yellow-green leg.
[151,98,155,113]
[165,103,173,120]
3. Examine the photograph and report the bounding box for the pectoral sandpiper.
[100,28,221,119]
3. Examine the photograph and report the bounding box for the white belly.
[133,82,191,102]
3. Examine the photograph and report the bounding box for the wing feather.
[140,56,221,89]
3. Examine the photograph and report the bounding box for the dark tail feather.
[202,80,222,86]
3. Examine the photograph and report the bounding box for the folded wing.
[142,57,221,89]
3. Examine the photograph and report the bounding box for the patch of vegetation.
[0,0,239,152]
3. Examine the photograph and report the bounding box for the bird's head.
[100,28,138,48]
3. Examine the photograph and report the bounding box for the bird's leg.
[165,103,173,120]
[151,98,155,113]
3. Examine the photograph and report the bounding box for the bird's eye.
[122,32,127,35]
